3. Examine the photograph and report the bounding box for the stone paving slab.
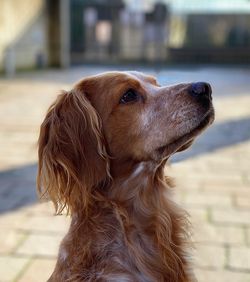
[195,269,250,282]
[17,258,56,282]
[193,224,245,245]
[0,256,30,282]
[0,229,26,254]
[194,244,226,269]
[16,233,62,257]
[0,66,250,281]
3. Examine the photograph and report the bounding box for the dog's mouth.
[157,107,215,158]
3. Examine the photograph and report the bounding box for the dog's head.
[37,71,214,213]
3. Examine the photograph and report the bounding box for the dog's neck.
[108,160,173,212]
[105,161,191,282]
[59,162,194,282]
[67,161,192,282]
[109,161,160,200]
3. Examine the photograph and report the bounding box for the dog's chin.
[157,107,214,159]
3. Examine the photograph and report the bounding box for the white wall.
[0,0,48,73]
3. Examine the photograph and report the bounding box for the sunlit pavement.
[0,65,250,282]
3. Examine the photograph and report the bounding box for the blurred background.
[1,0,250,73]
[0,0,250,281]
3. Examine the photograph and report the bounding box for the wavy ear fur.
[37,89,110,214]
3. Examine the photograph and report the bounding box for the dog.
[37,71,214,282]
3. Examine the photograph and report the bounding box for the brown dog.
[37,71,214,281]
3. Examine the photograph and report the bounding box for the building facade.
[0,0,70,75]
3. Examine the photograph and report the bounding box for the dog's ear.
[37,89,110,214]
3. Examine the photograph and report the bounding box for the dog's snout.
[189,82,212,100]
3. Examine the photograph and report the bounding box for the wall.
[0,0,48,73]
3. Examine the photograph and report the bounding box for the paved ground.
[0,66,250,281]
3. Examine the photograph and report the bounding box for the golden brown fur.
[37,71,214,281]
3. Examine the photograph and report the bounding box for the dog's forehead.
[90,71,157,85]
[127,71,153,79]
[126,71,158,85]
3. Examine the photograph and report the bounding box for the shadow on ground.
[1,116,250,214]
[0,164,37,214]
[172,116,250,162]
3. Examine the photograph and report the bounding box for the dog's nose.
[189,82,212,100]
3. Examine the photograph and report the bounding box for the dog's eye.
[120,89,138,104]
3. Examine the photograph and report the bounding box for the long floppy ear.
[37,89,110,214]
